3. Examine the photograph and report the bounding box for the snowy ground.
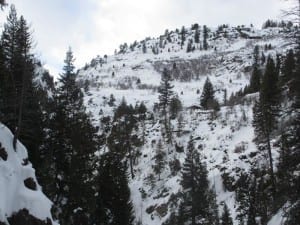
[78,25,292,224]
[0,123,57,225]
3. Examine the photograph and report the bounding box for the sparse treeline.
[118,23,211,55]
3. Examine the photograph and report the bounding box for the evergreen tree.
[247,179,258,225]
[203,25,209,50]
[249,65,261,93]
[153,139,166,180]
[249,45,261,93]
[181,137,218,225]
[235,171,271,225]
[221,204,233,225]
[96,152,135,225]
[261,52,266,65]
[282,49,295,82]
[159,36,164,48]
[108,93,116,107]
[0,5,21,132]
[279,22,300,224]
[180,26,186,48]
[194,27,200,44]
[0,6,46,170]
[136,102,147,143]
[163,204,185,225]
[235,172,251,224]
[47,47,99,224]
[0,44,6,116]
[177,113,185,137]
[200,77,219,110]
[186,40,193,53]
[158,68,174,144]
[108,98,142,178]
[169,95,182,120]
[282,1,300,221]
[12,15,35,149]
[276,54,281,78]
[137,101,147,117]
[253,56,280,198]
[277,133,294,197]
[142,41,147,53]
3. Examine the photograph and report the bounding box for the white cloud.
[1,0,293,77]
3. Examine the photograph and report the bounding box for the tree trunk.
[13,59,27,150]
[266,132,276,198]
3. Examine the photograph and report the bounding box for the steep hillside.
[0,123,58,225]
[77,24,294,225]
[78,25,291,119]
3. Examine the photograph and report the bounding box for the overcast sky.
[0,0,292,76]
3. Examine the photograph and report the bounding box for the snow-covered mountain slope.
[34,61,55,99]
[0,123,58,225]
[78,26,291,119]
[77,25,293,224]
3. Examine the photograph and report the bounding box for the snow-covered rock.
[0,123,58,225]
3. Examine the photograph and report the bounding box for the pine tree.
[282,1,300,221]
[203,25,209,50]
[96,152,135,225]
[47,48,99,224]
[249,66,261,93]
[177,113,185,137]
[186,40,193,53]
[12,15,34,149]
[221,204,233,225]
[194,27,200,44]
[261,52,266,65]
[0,35,9,123]
[276,54,281,78]
[181,137,218,225]
[0,6,46,170]
[108,98,142,178]
[158,68,174,144]
[0,44,6,117]
[137,101,147,117]
[108,93,116,107]
[279,22,300,224]
[181,26,186,48]
[200,77,219,110]
[169,95,182,120]
[277,134,293,195]
[142,41,147,53]
[163,204,185,225]
[0,5,20,132]
[253,56,280,198]
[153,139,166,180]
[247,179,258,225]
[282,49,295,82]
[236,172,251,224]
[249,46,261,93]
